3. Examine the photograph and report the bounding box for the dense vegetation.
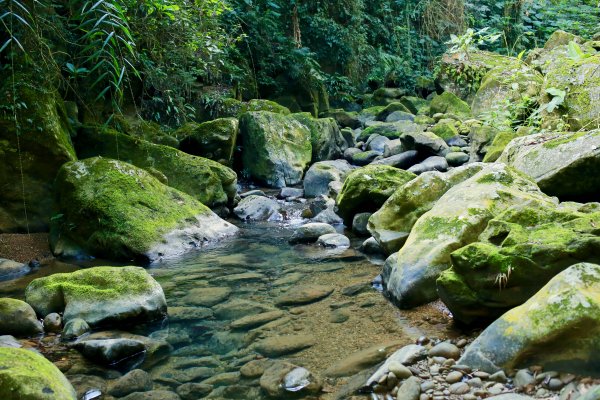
[1,0,598,126]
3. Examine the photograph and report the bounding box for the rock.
[386,110,415,123]
[292,113,346,162]
[76,126,237,208]
[468,125,499,162]
[216,98,291,118]
[0,72,77,232]
[323,109,361,129]
[449,382,470,394]
[460,263,600,374]
[351,150,381,166]
[289,223,336,244]
[279,187,304,199]
[401,131,449,157]
[0,347,76,399]
[177,118,239,165]
[368,163,486,254]
[382,163,552,308]
[108,369,153,397]
[344,147,362,161]
[212,299,274,320]
[366,134,390,153]
[429,92,471,119]
[240,359,274,378]
[201,371,240,386]
[233,195,281,221]
[336,165,416,225]
[407,156,449,174]
[230,310,284,330]
[490,371,508,383]
[396,376,421,400]
[446,371,463,383]
[514,369,535,388]
[438,201,600,324]
[51,158,238,261]
[0,258,30,282]
[168,307,213,322]
[0,298,43,337]
[352,212,372,236]
[176,383,212,400]
[383,139,403,157]
[577,386,600,400]
[182,287,231,307]
[317,233,350,248]
[25,266,167,326]
[0,335,22,348]
[431,120,459,142]
[240,111,312,187]
[373,151,420,170]
[498,130,600,200]
[312,206,344,225]
[446,151,469,166]
[73,338,145,365]
[487,395,534,400]
[254,335,315,357]
[275,285,334,306]
[303,160,354,198]
[240,189,266,198]
[482,128,529,163]
[43,313,62,333]
[121,390,181,400]
[324,341,403,377]
[260,361,322,397]
[361,237,384,255]
[62,318,90,340]
[429,342,461,360]
[366,344,427,386]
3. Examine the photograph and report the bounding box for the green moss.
[376,102,411,120]
[482,130,524,162]
[476,169,515,185]
[418,216,466,240]
[290,113,343,162]
[177,118,239,165]
[543,130,596,149]
[0,348,76,400]
[430,92,471,119]
[431,121,459,140]
[358,123,403,141]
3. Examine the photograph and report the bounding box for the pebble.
[547,378,564,390]
[490,370,508,383]
[395,377,421,400]
[467,377,483,388]
[488,383,505,395]
[473,371,490,379]
[420,381,435,392]
[449,382,470,394]
[388,362,413,379]
[445,371,462,383]
[514,369,535,388]
[428,342,460,360]
[43,313,62,333]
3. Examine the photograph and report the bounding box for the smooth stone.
[0,335,21,348]
[168,307,213,322]
[182,287,231,307]
[396,376,421,400]
[446,151,470,166]
[317,233,350,248]
[279,187,304,199]
[240,359,274,378]
[260,361,321,397]
[490,370,508,383]
[325,341,404,378]
[487,395,534,400]
[108,369,153,397]
[201,371,240,386]
[429,342,461,360]
[446,371,463,383]
[212,299,273,320]
[514,369,535,388]
[254,335,316,357]
[275,285,334,306]
[352,212,372,236]
[43,313,62,333]
[289,223,336,244]
[233,195,281,221]
[361,237,385,255]
[121,390,181,400]
[372,150,420,169]
[0,258,30,282]
[230,310,284,330]
[449,382,470,394]
[239,189,266,198]
[176,383,212,400]
[0,298,43,337]
[388,361,412,379]
[74,338,146,365]
[62,318,90,340]
[407,156,449,175]
[467,377,483,387]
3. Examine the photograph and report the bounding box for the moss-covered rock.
[321,109,361,129]
[429,92,471,119]
[368,163,486,254]
[336,165,416,226]
[111,116,179,148]
[438,201,600,325]
[177,118,239,166]
[376,102,412,121]
[468,125,499,162]
[458,262,600,375]
[399,97,430,115]
[25,266,166,326]
[372,88,406,105]
[291,113,346,162]
[382,163,554,308]
[430,120,459,141]
[482,127,531,163]
[0,347,76,399]
[526,31,592,75]
[240,112,312,188]
[75,126,237,208]
[51,157,238,262]
[215,98,291,119]
[498,130,600,200]
[0,73,77,232]
[0,298,43,336]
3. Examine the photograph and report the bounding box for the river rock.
[366,134,390,153]
[351,150,381,166]
[0,347,76,399]
[43,312,62,333]
[62,318,90,340]
[0,335,22,348]
[372,150,420,169]
[230,310,284,330]
[324,341,403,377]
[396,376,421,400]
[429,342,461,360]
[260,361,322,397]
[0,298,43,337]
[407,156,449,175]
[76,126,237,207]
[336,165,416,226]
[360,237,384,255]
[429,92,472,119]
[74,338,146,365]
[176,383,212,399]
[182,287,231,307]
[459,263,600,375]
[51,158,238,262]
[240,111,312,188]
[108,369,153,397]
[498,130,600,200]
[254,335,315,357]
[382,163,553,308]
[121,390,181,400]
[233,195,281,221]
[292,113,346,162]
[312,206,344,225]
[438,201,600,324]
[275,285,333,306]
[366,344,426,386]
[212,299,274,320]
[368,163,485,254]
[446,151,469,166]
[317,233,350,248]
[0,258,30,282]
[400,131,449,157]
[177,118,239,166]
[25,266,167,326]
[352,212,372,236]
[279,187,304,199]
[303,160,354,198]
[289,223,336,244]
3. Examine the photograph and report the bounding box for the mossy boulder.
[436,50,517,102]
[430,120,459,141]
[459,263,600,375]
[0,298,43,336]
[0,347,76,399]
[336,165,416,226]
[539,53,600,130]
[240,112,312,188]
[25,266,167,326]
[382,163,554,308]
[216,98,291,118]
[468,125,499,162]
[429,92,471,119]
[471,63,543,127]
[0,73,77,232]
[177,118,239,166]
[322,109,361,129]
[526,31,592,75]
[111,116,179,148]
[376,102,412,121]
[482,127,531,163]
[399,97,430,115]
[75,126,237,208]
[438,201,600,325]
[291,113,346,162]
[358,120,425,142]
[372,88,406,105]
[368,163,486,254]
[51,157,238,262]
[498,130,600,201]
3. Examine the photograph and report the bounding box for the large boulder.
[75,126,237,208]
[459,263,600,375]
[527,31,592,76]
[215,98,291,119]
[437,201,600,325]
[498,130,600,201]
[382,163,553,308]
[368,163,486,254]
[0,298,43,336]
[51,158,238,262]
[303,160,354,198]
[25,266,166,326]
[336,165,416,226]
[291,113,346,162]
[177,118,239,166]
[0,347,76,399]
[0,73,77,232]
[429,92,471,119]
[240,112,312,188]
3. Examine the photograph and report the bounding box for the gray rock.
[449,382,470,394]
[577,386,600,400]
[366,134,390,153]
[279,187,304,199]
[289,223,336,244]
[366,344,427,386]
[396,376,421,400]
[446,371,463,383]
[446,151,470,166]
[74,338,146,365]
[121,390,181,400]
[230,310,284,330]
[317,233,350,248]
[167,307,213,322]
[260,361,321,397]
[212,299,273,320]
[407,156,449,174]
[351,150,381,166]
[304,160,354,198]
[487,395,534,400]
[182,287,231,307]
[0,335,21,348]
[429,342,460,360]
[233,195,281,221]
[352,213,372,236]
[401,131,449,156]
[108,369,153,397]
[0,298,43,337]
[490,370,508,383]
[312,206,344,225]
[386,110,415,123]
[344,147,362,162]
[372,150,420,169]
[275,285,334,306]
[383,139,403,157]
[176,383,212,400]
[447,136,468,147]
[43,313,62,333]
[0,258,30,282]
[360,237,384,255]
[239,189,266,198]
[514,369,536,388]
